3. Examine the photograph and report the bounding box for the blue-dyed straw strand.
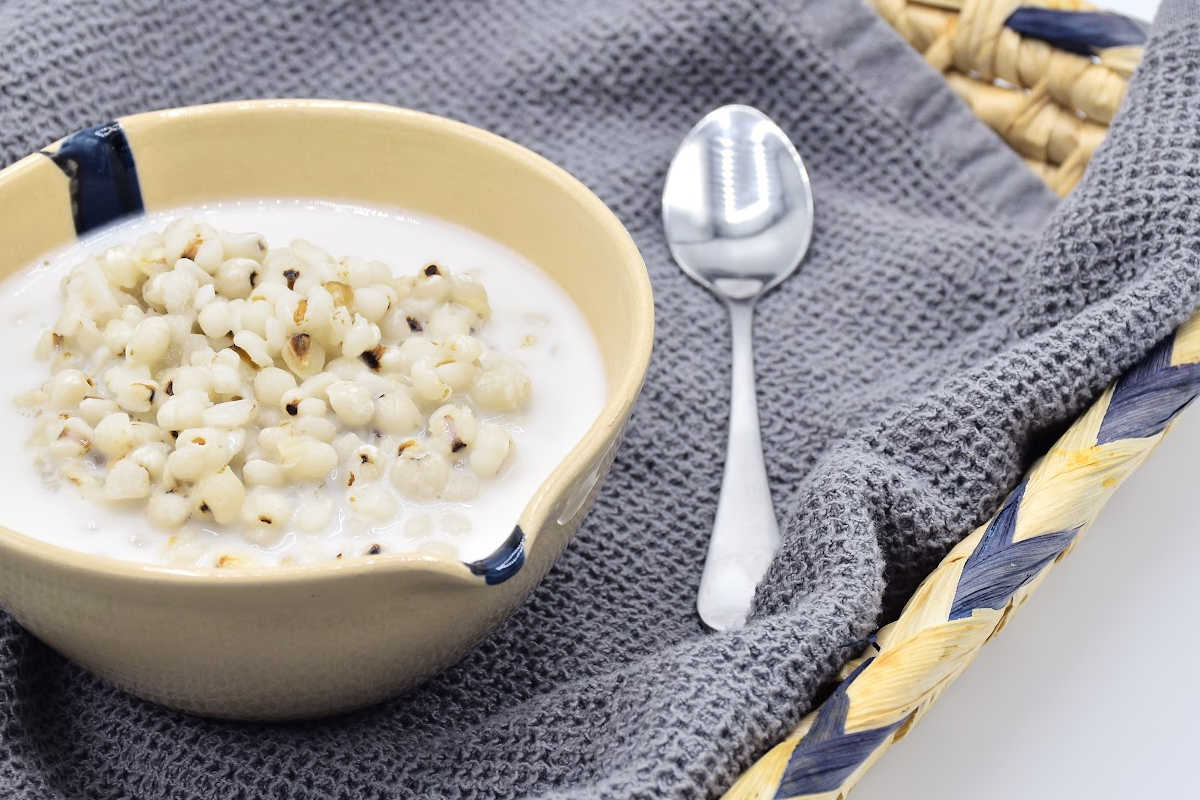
[1005,7,1148,57]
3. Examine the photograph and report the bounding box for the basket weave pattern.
[871,0,1142,195]
[725,313,1200,798]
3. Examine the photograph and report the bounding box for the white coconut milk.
[0,200,606,566]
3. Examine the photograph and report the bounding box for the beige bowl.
[0,99,653,719]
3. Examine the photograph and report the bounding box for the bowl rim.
[0,98,654,588]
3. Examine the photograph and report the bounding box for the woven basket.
[725,3,1158,798]
[872,0,1145,195]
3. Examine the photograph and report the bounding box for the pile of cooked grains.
[17,218,529,543]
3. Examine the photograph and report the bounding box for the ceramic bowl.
[0,99,653,720]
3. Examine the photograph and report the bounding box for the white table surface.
[1105,0,1159,17]
[854,402,1199,798]
[853,2,1196,797]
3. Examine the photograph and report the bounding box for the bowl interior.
[0,99,653,582]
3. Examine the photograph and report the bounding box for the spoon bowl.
[662,104,814,630]
[663,105,813,300]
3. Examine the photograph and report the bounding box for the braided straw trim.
[870,0,1142,195]
[725,313,1200,800]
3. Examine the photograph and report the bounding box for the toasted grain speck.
[229,343,259,369]
[360,346,383,371]
[289,333,311,358]
[323,281,353,307]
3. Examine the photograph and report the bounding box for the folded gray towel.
[1,1,1198,798]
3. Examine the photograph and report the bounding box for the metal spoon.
[662,104,814,631]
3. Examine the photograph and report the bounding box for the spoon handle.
[696,300,781,631]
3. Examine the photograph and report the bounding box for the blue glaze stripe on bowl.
[1005,7,1148,56]
[465,526,526,585]
[41,121,144,235]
